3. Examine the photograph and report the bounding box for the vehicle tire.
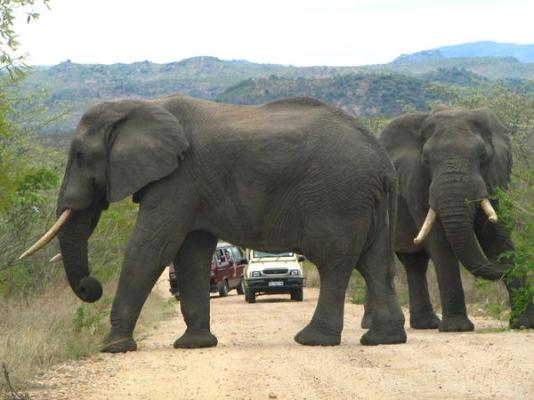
[236,278,245,295]
[291,288,303,301]
[219,280,229,297]
[245,287,256,303]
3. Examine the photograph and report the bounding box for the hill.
[16,43,534,133]
[217,73,447,116]
[394,41,534,64]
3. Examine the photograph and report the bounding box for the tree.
[1,0,50,75]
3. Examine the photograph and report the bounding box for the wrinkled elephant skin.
[376,108,533,331]
[35,95,408,352]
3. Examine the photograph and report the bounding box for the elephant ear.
[469,108,512,191]
[379,112,431,212]
[106,100,189,202]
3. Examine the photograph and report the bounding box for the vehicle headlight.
[250,271,261,277]
[290,269,300,276]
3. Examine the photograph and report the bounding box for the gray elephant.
[369,107,533,331]
[21,94,407,352]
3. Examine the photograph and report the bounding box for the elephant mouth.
[413,199,497,244]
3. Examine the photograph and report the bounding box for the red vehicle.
[169,242,247,299]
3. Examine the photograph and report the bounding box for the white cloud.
[14,0,534,66]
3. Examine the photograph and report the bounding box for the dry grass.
[302,261,319,288]
[0,279,174,393]
[304,258,510,322]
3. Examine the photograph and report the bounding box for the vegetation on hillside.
[15,54,534,135]
[218,73,450,116]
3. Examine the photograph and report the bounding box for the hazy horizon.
[15,0,534,67]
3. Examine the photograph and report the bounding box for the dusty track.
[29,275,534,400]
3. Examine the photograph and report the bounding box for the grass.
[302,261,319,288]
[304,257,512,324]
[0,278,175,394]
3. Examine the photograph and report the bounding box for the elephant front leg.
[426,235,474,332]
[102,204,190,353]
[102,235,175,353]
[173,231,219,349]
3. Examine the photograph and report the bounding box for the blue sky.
[16,0,534,66]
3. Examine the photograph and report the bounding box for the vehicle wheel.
[291,288,303,301]
[219,279,230,297]
[236,278,245,295]
[245,287,256,303]
[219,280,229,297]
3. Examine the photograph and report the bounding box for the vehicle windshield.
[252,251,294,258]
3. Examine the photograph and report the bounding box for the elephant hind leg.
[398,251,440,329]
[173,230,218,349]
[357,223,407,345]
[294,255,356,346]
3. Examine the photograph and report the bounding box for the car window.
[215,248,229,266]
[229,246,243,261]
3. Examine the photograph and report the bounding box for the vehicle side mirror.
[298,255,305,262]
[240,258,249,265]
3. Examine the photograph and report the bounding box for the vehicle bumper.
[244,277,304,293]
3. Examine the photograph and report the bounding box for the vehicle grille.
[263,269,288,275]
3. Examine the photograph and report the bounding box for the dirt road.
[29,276,534,400]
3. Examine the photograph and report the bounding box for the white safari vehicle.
[243,250,305,303]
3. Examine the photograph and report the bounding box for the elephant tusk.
[19,209,73,260]
[49,253,63,263]
[481,199,498,223]
[413,208,437,245]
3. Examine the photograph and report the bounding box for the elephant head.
[20,99,189,302]
[382,107,512,278]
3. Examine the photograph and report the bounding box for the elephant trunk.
[433,173,509,280]
[57,206,103,303]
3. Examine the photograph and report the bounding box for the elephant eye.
[75,150,85,166]
[478,144,489,162]
[421,153,430,166]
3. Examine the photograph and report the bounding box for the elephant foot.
[410,312,440,329]
[360,324,407,346]
[294,321,341,346]
[510,302,534,329]
[361,312,372,329]
[174,329,218,349]
[101,334,137,353]
[439,315,474,332]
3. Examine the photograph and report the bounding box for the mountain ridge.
[394,41,534,64]
[15,42,534,134]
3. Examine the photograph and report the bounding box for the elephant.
[20,94,407,352]
[366,107,534,331]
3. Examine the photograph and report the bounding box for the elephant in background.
[369,107,534,331]
[21,94,407,352]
